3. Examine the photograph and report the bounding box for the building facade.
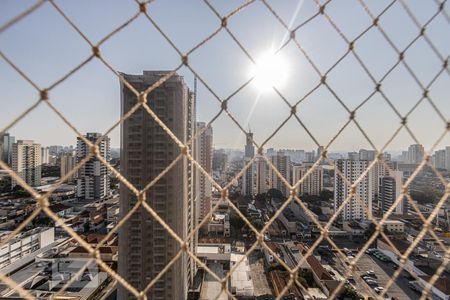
[334,159,375,221]
[1,133,15,166]
[407,144,424,164]
[269,151,291,197]
[118,71,196,300]
[41,146,49,165]
[379,170,407,215]
[11,140,41,188]
[196,122,213,226]
[292,163,323,196]
[60,152,76,183]
[76,133,110,200]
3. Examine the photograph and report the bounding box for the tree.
[319,189,333,201]
[0,177,11,193]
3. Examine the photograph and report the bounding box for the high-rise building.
[41,146,49,165]
[359,149,376,161]
[118,71,196,300]
[334,159,375,221]
[1,133,15,166]
[197,122,213,226]
[379,170,407,215]
[445,146,450,171]
[304,151,315,163]
[255,157,267,194]
[348,152,359,161]
[245,130,255,158]
[292,163,323,196]
[11,140,41,187]
[269,151,291,197]
[242,131,255,196]
[433,149,446,170]
[212,149,227,172]
[76,133,110,201]
[60,152,76,183]
[316,146,325,161]
[407,144,424,164]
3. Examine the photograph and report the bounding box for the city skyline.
[1,1,449,150]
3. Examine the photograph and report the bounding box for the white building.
[11,140,41,187]
[255,157,267,194]
[408,144,424,164]
[76,133,110,200]
[0,227,54,269]
[383,220,405,233]
[334,159,375,221]
[269,151,291,197]
[292,163,323,196]
[41,146,49,165]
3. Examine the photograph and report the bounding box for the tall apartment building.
[11,140,41,188]
[255,157,267,194]
[292,163,323,196]
[433,149,446,169]
[407,144,424,164]
[379,170,407,215]
[242,131,255,196]
[76,133,110,200]
[1,133,15,166]
[334,159,375,221]
[359,149,376,161]
[269,151,291,197]
[212,149,227,172]
[446,146,450,171]
[41,146,49,165]
[197,122,213,226]
[118,71,197,300]
[60,152,76,183]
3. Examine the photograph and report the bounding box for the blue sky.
[1,0,449,151]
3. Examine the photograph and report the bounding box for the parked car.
[374,287,384,294]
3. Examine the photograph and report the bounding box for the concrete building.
[269,151,291,197]
[433,149,446,169]
[11,140,41,188]
[242,131,255,196]
[292,163,323,196]
[212,149,227,172]
[41,146,49,165]
[359,149,376,161]
[379,170,408,215]
[1,133,15,166]
[334,159,375,221]
[61,152,76,183]
[446,146,450,171]
[76,133,110,201]
[118,71,197,300]
[408,144,424,164]
[255,157,267,194]
[0,227,54,269]
[197,122,213,226]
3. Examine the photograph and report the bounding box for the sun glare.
[250,51,288,92]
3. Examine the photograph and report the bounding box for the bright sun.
[250,51,288,92]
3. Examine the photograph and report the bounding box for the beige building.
[60,152,76,183]
[197,122,213,227]
[269,151,291,197]
[118,71,197,300]
[292,163,323,196]
[11,140,41,187]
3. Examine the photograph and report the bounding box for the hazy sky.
[1,0,449,152]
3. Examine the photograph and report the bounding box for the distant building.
[347,152,359,161]
[242,131,255,196]
[11,140,41,188]
[212,150,227,172]
[244,131,255,158]
[433,149,446,169]
[1,133,15,166]
[269,151,291,197]
[304,151,315,163]
[197,122,213,226]
[379,170,407,215]
[41,146,49,165]
[334,159,375,221]
[292,163,323,196]
[407,144,424,164]
[76,133,110,200]
[359,149,376,161]
[446,146,450,171]
[60,152,76,183]
[255,157,267,194]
